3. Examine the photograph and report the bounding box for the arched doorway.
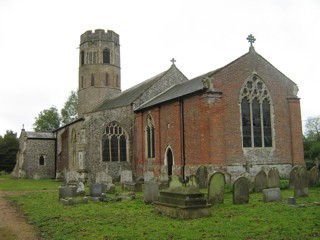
[166,148,173,177]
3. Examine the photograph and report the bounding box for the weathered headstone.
[66,170,78,186]
[262,188,282,202]
[96,171,112,184]
[308,166,319,187]
[196,166,208,189]
[254,170,268,192]
[169,175,182,188]
[76,181,85,195]
[58,185,77,200]
[120,170,133,183]
[104,183,116,194]
[233,176,250,204]
[144,181,159,203]
[268,167,280,188]
[187,174,198,187]
[289,165,299,188]
[90,183,103,197]
[207,171,226,204]
[144,171,155,182]
[294,166,308,197]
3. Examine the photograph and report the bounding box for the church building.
[12,29,304,183]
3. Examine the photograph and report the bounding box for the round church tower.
[78,29,121,117]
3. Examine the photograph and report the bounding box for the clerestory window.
[146,115,155,158]
[240,75,272,148]
[102,122,128,162]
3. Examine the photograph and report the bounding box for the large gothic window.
[146,115,155,158]
[103,48,110,64]
[240,75,272,148]
[102,122,128,162]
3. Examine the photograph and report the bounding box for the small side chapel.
[12,30,304,183]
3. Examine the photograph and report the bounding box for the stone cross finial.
[170,58,176,64]
[247,34,256,47]
[243,161,253,173]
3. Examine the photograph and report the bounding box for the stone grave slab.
[233,176,250,204]
[294,166,308,197]
[262,188,282,202]
[120,170,133,183]
[196,166,208,189]
[58,185,77,200]
[289,165,299,188]
[254,170,268,192]
[90,183,103,197]
[268,167,280,188]
[144,181,159,203]
[308,166,319,187]
[207,171,225,204]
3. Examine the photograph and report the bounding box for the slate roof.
[25,131,55,139]
[94,69,170,112]
[136,69,221,111]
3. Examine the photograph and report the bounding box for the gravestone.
[289,165,299,188]
[262,188,282,202]
[66,170,78,186]
[268,167,280,188]
[120,170,133,183]
[308,166,319,187]
[207,172,226,204]
[144,171,155,182]
[96,171,112,184]
[144,181,159,203]
[254,170,268,192]
[169,175,182,188]
[196,166,208,189]
[233,176,250,204]
[90,183,103,197]
[187,174,198,187]
[294,166,308,197]
[76,181,85,195]
[58,185,77,200]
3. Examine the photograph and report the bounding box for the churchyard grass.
[2,177,320,240]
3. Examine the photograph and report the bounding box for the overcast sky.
[0,0,319,136]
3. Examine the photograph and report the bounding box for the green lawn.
[1,176,320,240]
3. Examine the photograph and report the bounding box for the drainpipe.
[180,99,186,181]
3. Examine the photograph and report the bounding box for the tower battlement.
[80,29,119,45]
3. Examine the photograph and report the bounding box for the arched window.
[240,75,272,148]
[80,51,85,65]
[103,48,110,64]
[102,122,128,162]
[39,155,45,166]
[146,115,155,158]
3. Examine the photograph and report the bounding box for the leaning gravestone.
[254,170,268,192]
[207,171,226,204]
[233,176,250,204]
[268,167,280,188]
[308,166,319,187]
[196,166,208,189]
[289,165,299,188]
[144,181,159,204]
[294,166,308,197]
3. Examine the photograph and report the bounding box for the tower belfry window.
[103,48,110,64]
[240,75,272,148]
[80,51,85,65]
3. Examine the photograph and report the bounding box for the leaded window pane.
[252,98,262,147]
[102,136,110,162]
[111,135,118,161]
[151,126,155,158]
[241,98,251,147]
[263,99,272,147]
[120,135,127,162]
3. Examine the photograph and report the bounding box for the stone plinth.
[154,186,211,219]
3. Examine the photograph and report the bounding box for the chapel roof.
[24,131,55,139]
[94,64,183,112]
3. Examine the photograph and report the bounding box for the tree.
[304,116,320,161]
[0,130,19,172]
[33,106,60,132]
[61,90,78,125]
